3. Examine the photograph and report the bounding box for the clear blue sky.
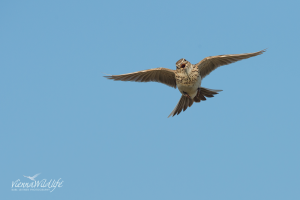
[1,0,300,199]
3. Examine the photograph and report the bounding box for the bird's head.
[176,58,190,69]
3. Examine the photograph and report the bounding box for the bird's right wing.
[104,68,177,88]
[168,95,194,117]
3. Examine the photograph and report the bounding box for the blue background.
[1,0,300,199]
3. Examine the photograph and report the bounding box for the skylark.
[104,49,265,117]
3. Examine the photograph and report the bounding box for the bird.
[104,49,265,117]
[23,173,41,181]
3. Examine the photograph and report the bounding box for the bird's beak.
[184,67,188,74]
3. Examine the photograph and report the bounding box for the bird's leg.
[183,91,191,99]
[196,88,201,97]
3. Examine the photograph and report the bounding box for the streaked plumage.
[104,49,265,117]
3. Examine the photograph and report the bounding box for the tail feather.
[200,93,206,100]
[168,87,222,118]
[168,95,194,118]
[193,87,222,103]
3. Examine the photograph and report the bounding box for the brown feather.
[168,95,194,117]
[196,49,266,79]
[104,68,177,88]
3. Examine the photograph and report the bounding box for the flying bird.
[104,49,265,117]
[23,173,41,181]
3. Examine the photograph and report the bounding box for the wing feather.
[104,68,177,88]
[197,49,266,79]
[141,71,152,82]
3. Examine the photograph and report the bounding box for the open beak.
[180,64,186,68]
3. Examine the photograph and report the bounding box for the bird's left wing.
[104,68,177,88]
[196,49,266,79]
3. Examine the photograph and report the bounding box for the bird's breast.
[175,68,200,86]
[176,70,201,98]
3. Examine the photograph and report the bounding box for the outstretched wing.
[104,68,177,88]
[196,49,266,79]
[168,95,194,118]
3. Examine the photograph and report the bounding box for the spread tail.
[168,87,222,118]
[193,87,222,102]
[168,95,194,118]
